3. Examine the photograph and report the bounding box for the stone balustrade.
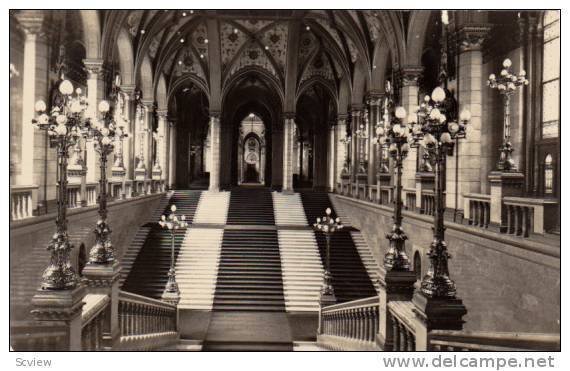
[81,294,110,351]
[503,197,559,236]
[86,183,98,206]
[463,193,491,229]
[335,180,559,239]
[66,184,82,209]
[388,301,416,351]
[403,187,417,213]
[117,290,178,350]
[317,296,380,351]
[10,184,37,221]
[429,330,560,351]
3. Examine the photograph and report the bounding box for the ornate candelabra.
[136,105,147,170]
[159,204,188,303]
[84,99,119,264]
[375,84,393,174]
[408,87,471,298]
[32,79,90,289]
[113,125,128,169]
[313,208,343,305]
[355,112,369,175]
[375,82,413,271]
[487,58,528,172]
[152,130,163,172]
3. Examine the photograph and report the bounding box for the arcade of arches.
[9,10,560,351]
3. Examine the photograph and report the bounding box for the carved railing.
[503,197,558,236]
[420,190,436,216]
[463,193,491,229]
[86,183,98,206]
[318,296,380,351]
[430,331,560,351]
[66,184,81,208]
[81,294,110,351]
[388,300,416,351]
[403,188,417,212]
[10,185,37,221]
[10,321,68,351]
[117,290,178,350]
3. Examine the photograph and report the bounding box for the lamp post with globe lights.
[408,87,471,299]
[159,204,188,304]
[84,99,120,264]
[487,58,528,171]
[31,79,90,290]
[313,208,343,305]
[375,82,414,272]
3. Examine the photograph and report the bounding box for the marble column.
[209,114,221,191]
[399,67,422,189]
[83,59,105,184]
[141,100,154,178]
[154,110,167,181]
[350,108,362,185]
[120,85,136,186]
[335,114,348,186]
[168,121,177,189]
[367,92,382,187]
[15,11,44,187]
[447,27,489,213]
[282,113,295,193]
[328,120,336,192]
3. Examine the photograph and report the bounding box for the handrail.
[430,330,560,351]
[119,290,177,311]
[82,294,110,327]
[322,295,378,312]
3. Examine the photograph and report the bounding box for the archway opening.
[238,113,266,185]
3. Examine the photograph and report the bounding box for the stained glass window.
[542,11,560,139]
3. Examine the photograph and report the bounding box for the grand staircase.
[121,191,202,299]
[121,187,379,350]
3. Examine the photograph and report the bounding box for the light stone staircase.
[119,193,173,286]
[350,231,381,293]
[278,230,324,312]
[193,191,230,225]
[272,192,308,226]
[177,228,224,310]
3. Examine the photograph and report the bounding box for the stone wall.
[331,194,560,334]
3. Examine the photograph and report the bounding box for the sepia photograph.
[6,3,563,368]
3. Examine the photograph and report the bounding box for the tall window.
[541,10,560,139]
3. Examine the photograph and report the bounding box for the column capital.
[120,84,137,97]
[283,112,296,120]
[366,90,384,106]
[351,104,365,114]
[156,109,168,119]
[140,99,155,109]
[209,111,221,119]
[14,10,44,35]
[455,25,491,53]
[397,66,423,87]
[337,113,349,121]
[83,58,105,76]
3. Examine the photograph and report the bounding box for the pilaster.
[209,113,221,191]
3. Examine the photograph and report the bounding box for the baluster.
[391,316,400,351]
[484,202,490,228]
[351,309,356,339]
[506,205,513,234]
[399,323,406,351]
[515,206,522,236]
[406,329,414,351]
[372,307,378,342]
[129,303,135,336]
[522,207,529,237]
[358,308,364,341]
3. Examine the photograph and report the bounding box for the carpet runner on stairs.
[213,229,285,311]
[226,188,275,225]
